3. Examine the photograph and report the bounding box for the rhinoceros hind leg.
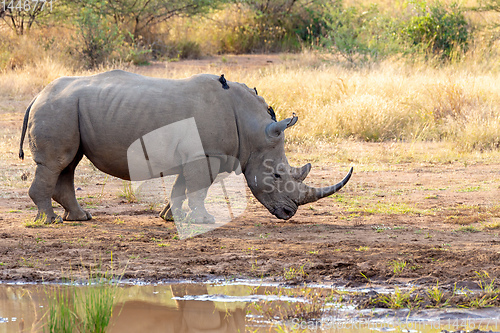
[29,164,62,224]
[52,151,92,221]
[183,158,219,224]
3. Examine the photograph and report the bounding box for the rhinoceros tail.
[19,97,36,160]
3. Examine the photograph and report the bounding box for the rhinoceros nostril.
[283,207,293,217]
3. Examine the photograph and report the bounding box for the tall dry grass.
[0,29,79,97]
[1,37,500,152]
[0,57,76,97]
[236,54,500,151]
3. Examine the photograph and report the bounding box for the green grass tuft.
[24,213,47,228]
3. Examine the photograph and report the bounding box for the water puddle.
[0,280,499,332]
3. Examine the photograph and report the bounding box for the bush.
[75,1,124,69]
[0,0,485,68]
[213,4,300,54]
[175,40,202,59]
[0,34,42,70]
[315,1,400,64]
[402,1,470,60]
[153,39,201,60]
[120,33,153,65]
[320,2,369,63]
[237,0,315,52]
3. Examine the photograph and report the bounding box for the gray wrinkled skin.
[19,70,352,224]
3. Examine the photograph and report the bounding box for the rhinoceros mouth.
[273,205,297,220]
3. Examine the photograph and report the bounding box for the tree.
[76,2,123,69]
[68,0,221,39]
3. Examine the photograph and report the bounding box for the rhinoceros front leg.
[183,157,220,224]
[52,152,92,221]
[159,174,187,221]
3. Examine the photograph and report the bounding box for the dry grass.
[484,218,500,230]
[0,58,77,97]
[1,35,500,156]
[442,205,500,226]
[0,29,124,98]
[243,58,500,151]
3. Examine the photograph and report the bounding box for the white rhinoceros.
[19,70,352,224]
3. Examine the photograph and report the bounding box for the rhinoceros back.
[62,70,238,180]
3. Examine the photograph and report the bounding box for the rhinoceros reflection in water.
[108,284,245,333]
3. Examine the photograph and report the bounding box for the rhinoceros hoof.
[187,211,215,224]
[160,207,186,222]
[63,210,92,221]
[159,205,172,221]
[43,215,63,225]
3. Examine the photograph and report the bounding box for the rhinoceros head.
[243,115,353,220]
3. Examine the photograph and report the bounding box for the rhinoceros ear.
[265,114,298,138]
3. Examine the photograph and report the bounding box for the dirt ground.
[0,55,499,289]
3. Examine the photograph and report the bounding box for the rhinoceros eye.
[274,173,281,179]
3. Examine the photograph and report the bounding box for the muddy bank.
[0,162,499,287]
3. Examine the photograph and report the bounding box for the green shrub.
[75,0,124,69]
[320,2,371,63]
[212,4,300,53]
[402,1,470,60]
[121,33,152,65]
[198,1,331,54]
[124,44,152,65]
[149,39,201,60]
[317,1,400,64]
[175,40,202,59]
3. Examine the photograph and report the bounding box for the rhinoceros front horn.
[298,167,353,205]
